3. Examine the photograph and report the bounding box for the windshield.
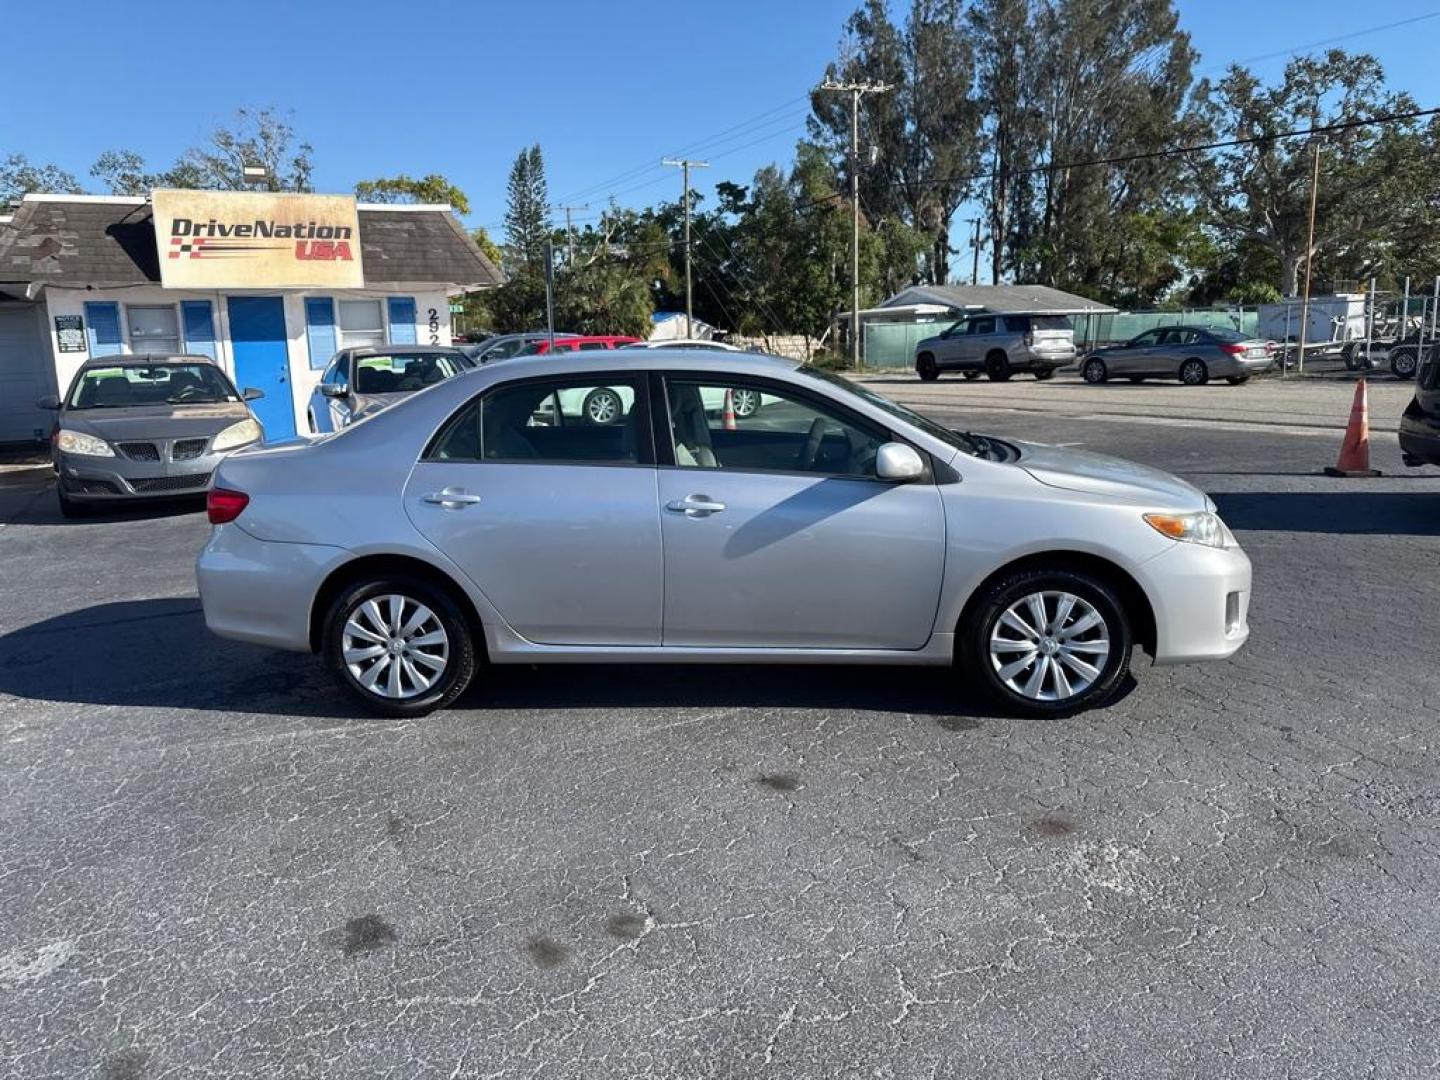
[353,352,467,394]
[68,363,239,409]
[797,366,985,457]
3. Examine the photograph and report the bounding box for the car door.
[404,372,663,646]
[933,319,968,368]
[967,316,997,368]
[655,373,946,649]
[1111,329,1161,375]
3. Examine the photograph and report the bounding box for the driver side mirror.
[35,394,61,410]
[319,382,349,399]
[876,442,925,482]
[242,387,265,401]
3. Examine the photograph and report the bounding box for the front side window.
[428,376,646,464]
[338,300,386,349]
[353,352,466,394]
[1132,329,1163,347]
[69,363,238,409]
[126,305,180,354]
[664,378,885,477]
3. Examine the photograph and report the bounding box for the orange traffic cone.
[1324,378,1382,477]
[722,389,737,431]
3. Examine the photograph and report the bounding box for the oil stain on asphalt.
[758,773,802,793]
[340,915,397,957]
[524,937,570,968]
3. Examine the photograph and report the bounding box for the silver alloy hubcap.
[588,392,619,423]
[732,389,759,416]
[989,590,1111,702]
[1182,362,1203,384]
[1086,362,1103,382]
[342,594,449,700]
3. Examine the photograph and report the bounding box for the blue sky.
[7,0,1436,273]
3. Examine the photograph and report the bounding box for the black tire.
[57,489,87,519]
[962,371,982,381]
[1225,375,1250,386]
[959,567,1132,718]
[323,574,477,718]
[1082,357,1108,384]
[1179,358,1209,386]
[985,351,1011,382]
[1391,347,1419,380]
[1127,376,1145,384]
[730,387,763,417]
[1341,341,1360,371]
[1034,367,1056,381]
[916,353,940,382]
[581,387,624,425]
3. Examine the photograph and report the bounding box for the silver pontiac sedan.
[197,350,1251,718]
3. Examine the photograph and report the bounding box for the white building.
[0,191,503,444]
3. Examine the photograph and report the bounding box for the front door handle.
[422,488,482,509]
[666,494,726,516]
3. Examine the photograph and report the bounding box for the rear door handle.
[422,488,482,508]
[666,494,726,516]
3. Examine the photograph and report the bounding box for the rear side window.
[1004,316,1029,333]
[427,375,648,464]
[970,317,996,335]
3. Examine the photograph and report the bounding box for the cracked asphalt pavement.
[2,378,1438,1078]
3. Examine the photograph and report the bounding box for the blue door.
[227,296,296,440]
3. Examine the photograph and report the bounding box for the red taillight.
[207,487,249,524]
[1220,343,1246,355]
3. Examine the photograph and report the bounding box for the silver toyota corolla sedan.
[197,351,1251,718]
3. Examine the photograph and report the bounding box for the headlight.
[56,429,114,457]
[1143,511,1235,548]
[212,418,262,452]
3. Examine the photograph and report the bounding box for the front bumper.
[197,523,348,651]
[1137,540,1252,664]
[55,449,228,501]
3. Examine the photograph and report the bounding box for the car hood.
[62,402,252,441]
[1011,439,1210,510]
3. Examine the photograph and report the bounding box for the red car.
[516,335,642,356]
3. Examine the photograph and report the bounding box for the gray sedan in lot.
[1080,326,1273,385]
[198,351,1251,719]
[307,344,472,433]
[40,355,264,517]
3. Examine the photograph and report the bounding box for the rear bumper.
[196,523,347,651]
[1399,413,1440,467]
[1211,355,1272,377]
[1138,541,1252,664]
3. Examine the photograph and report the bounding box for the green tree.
[503,144,551,273]
[0,154,81,202]
[1190,50,1422,295]
[354,173,470,213]
[91,107,313,194]
[811,0,983,283]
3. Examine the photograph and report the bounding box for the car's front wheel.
[960,568,1131,717]
[582,387,624,425]
[323,575,476,718]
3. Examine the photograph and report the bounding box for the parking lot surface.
[2,377,1438,1078]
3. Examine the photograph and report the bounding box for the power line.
[1196,11,1440,74]
[798,104,1440,211]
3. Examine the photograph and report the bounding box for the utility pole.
[1295,139,1323,376]
[966,217,982,286]
[554,204,588,267]
[820,79,891,369]
[543,240,556,350]
[663,158,710,338]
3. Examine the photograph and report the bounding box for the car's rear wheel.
[1082,357,1108,384]
[985,351,1011,382]
[1179,358,1209,386]
[323,575,476,718]
[582,387,624,425]
[1390,347,1419,380]
[916,353,940,382]
[960,568,1131,717]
